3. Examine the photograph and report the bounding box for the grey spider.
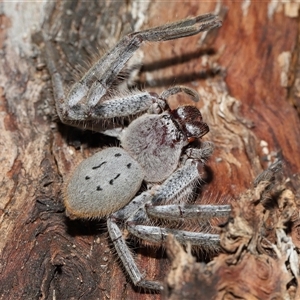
[45,13,231,291]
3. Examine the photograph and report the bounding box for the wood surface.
[0,1,300,299]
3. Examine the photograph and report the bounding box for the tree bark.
[0,1,299,300]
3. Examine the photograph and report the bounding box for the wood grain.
[0,1,299,299]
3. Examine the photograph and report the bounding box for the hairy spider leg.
[125,161,224,250]
[107,218,163,290]
[145,204,231,221]
[44,14,221,125]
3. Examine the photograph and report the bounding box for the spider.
[44,13,231,291]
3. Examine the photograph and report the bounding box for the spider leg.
[112,191,153,221]
[146,203,231,221]
[159,86,200,103]
[45,14,220,127]
[184,141,215,163]
[124,163,224,250]
[107,217,163,291]
[134,13,221,41]
[126,224,220,249]
[149,158,205,207]
[71,13,221,109]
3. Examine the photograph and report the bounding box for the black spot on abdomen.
[109,173,121,185]
[92,161,107,170]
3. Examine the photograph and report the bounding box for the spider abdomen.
[64,147,145,219]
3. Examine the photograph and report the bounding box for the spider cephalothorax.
[45,13,231,291]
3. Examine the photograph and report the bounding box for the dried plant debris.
[164,160,300,300]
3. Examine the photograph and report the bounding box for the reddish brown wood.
[163,164,299,299]
[0,1,299,300]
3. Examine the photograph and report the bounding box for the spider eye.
[162,114,170,120]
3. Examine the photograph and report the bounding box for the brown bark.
[164,162,299,299]
[0,1,299,300]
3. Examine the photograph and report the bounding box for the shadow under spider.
[136,48,220,88]
[65,216,108,237]
[57,123,119,151]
